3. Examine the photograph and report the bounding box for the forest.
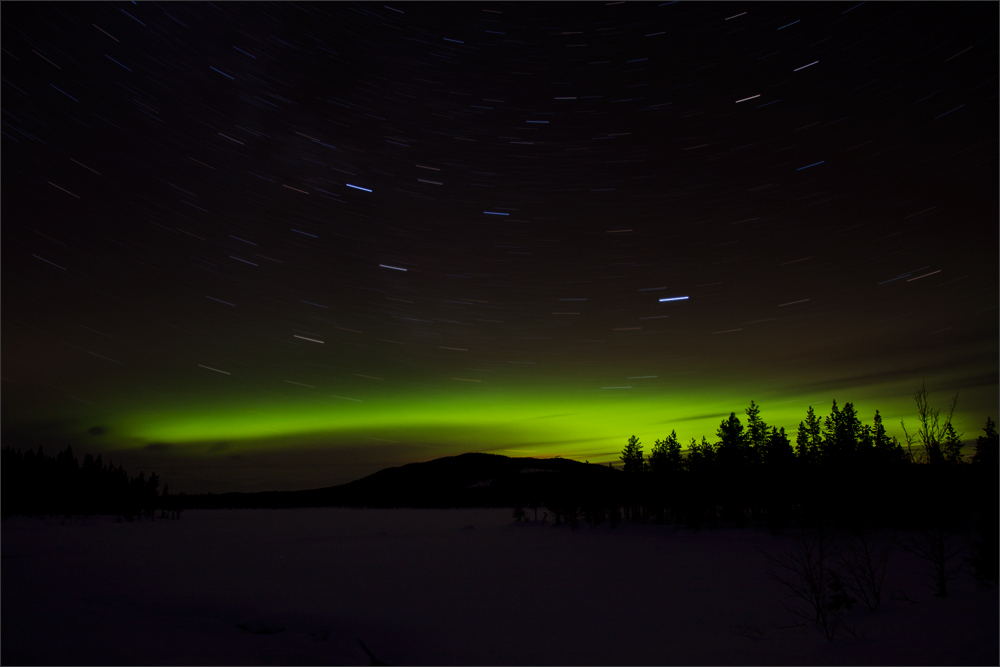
[532,388,998,588]
[1,445,176,521]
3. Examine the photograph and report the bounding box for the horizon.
[3,3,996,494]
[3,394,992,495]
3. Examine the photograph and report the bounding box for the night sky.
[2,2,997,493]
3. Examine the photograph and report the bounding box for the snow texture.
[2,509,997,665]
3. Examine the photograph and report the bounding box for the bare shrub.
[734,623,766,640]
[760,528,856,640]
[892,513,968,598]
[836,531,890,611]
[899,383,960,465]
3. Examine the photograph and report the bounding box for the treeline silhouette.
[2,390,995,583]
[534,393,997,584]
[0,445,179,520]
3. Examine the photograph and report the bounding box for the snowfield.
[2,508,997,665]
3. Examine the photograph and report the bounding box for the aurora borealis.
[2,2,997,492]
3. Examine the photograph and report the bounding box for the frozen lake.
[2,508,996,665]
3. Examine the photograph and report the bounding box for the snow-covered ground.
[2,508,996,665]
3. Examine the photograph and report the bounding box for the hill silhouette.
[176,453,620,510]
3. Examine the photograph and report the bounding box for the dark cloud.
[659,413,732,424]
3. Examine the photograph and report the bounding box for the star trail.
[2,2,996,492]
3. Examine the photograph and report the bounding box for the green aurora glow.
[3,327,996,493]
[4,276,996,492]
[46,369,999,463]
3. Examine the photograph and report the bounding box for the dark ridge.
[176,452,619,510]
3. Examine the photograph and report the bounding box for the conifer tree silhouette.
[714,413,749,525]
[866,411,905,466]
[763,426,794,467]
[968,417,999,584]
[941,423,964,465]
[972,416,998,468]
[620,435,645,473]
[715,412,746,468]
[823,401,862,465]
[649,430,682,474]
[745,401,768,465]
[796,406,823,464]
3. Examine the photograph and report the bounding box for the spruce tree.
[716,412,746,467]
[650,435,668,473]
[665,432,683,471]
[764,426,794,467]
[686,437,703,470]
[969,417,999,584]
[941,423,964,465]
[972,417,998,467]
[796,406,823,463]
[745,401,769,464]
[620,435,645,473]
[823,401,861,464]
[650,430,682,474]
[869,411,909,465]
